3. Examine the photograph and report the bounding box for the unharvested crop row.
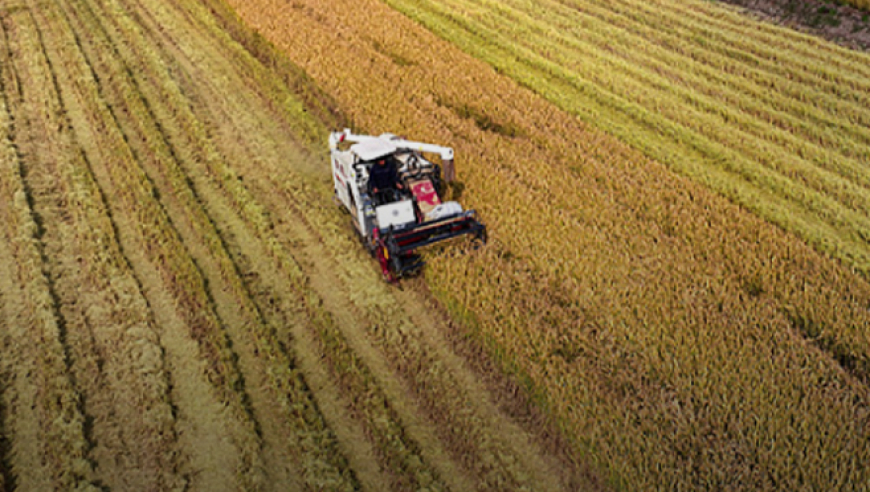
[229,0,870,488]
[310,305,448,492]
[393,0,870,275]
[845,0,870,11]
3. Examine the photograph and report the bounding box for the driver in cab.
[369,157,403,204]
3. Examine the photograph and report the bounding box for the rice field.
[391,0,870,277]
[4,0,870,489]
[227,0,870,490]
[0,0,593,490]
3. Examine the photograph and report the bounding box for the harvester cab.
[329,129,486,281]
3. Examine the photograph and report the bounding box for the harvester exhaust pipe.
[443,158,455,183]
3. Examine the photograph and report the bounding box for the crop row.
[390,0,870,275]
[227,0,870,488]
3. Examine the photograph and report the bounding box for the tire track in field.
[0,19,15,491]
[0,202,46,492]
[84,0,370,488]
[39,0,267,489]
[15,2,188,489]
[142,2,597,490]
[0,313,10,492]
[68,0,363,489]
[124,2,478,489]
[0,25,31,490]
[0,8,99,490]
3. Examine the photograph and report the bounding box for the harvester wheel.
[385,233,404,274]
[374,229,396,282]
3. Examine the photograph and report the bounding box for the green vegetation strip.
[387,0,870,275]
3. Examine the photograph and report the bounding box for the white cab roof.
[350,138,397,161]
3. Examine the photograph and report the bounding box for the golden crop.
[394,0,870,276]
[229,0,870,489]
[6,0,605,488]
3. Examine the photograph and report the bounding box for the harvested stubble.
[0,35,99,492]
[5,0,590,488]
[58,0,366,488]
[230,0,870,489]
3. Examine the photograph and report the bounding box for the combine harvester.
[330,129,486,281]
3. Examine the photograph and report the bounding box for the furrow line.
[0,18,24,492]
[0,16,14,492]
[128,2,503,488]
